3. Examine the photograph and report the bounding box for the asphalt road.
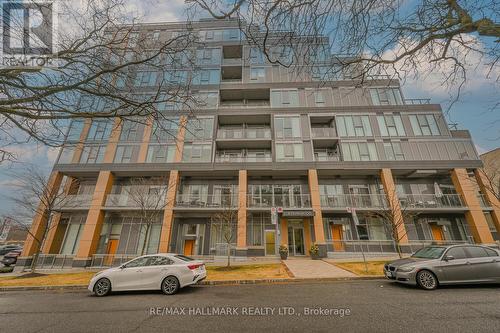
[1,280,499,332]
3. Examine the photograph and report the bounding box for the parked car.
[1,250,22,266]
[384,245,500,290]
[0,245,22,256]
[88,253,206,297]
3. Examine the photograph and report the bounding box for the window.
[163,70,188,85]
[377,114,406,136]
[311,66,336,81]
[410,114,441,136]
[271,46,293,64]
[249,48,265,64]
[124,257,150,268]
[370,88,403,105]
[66,120,84,141]
[60,223,83,255]
[223,29,240,41]
[80,145,105,164]
[445,247,467,259]
[58,146,76,164]
[192,91,219,109]
[149,256,172,266]
[384,142,404,160]
[205,30,214,40]
[275,116,301,139]
[87,120,111,141]
[307,44,329,63]
[128,32,139,47]
[150,119,179,142]
[485,248,499,257]
[184,117,214,141]
[114,145,136,163]
[250,67,266,81]
[314,90,325,105]
[276,143,304,161]
[271,89,299,107]
[465,246,489,258]
[146,145,176,163]
[120,120,143,142]
[336,116,372,137]
[134,71,158,87]
[342,142,378,161]
[196,48,221,65]
[193,69,220,85]
[152,30,160,41]
[182,144,212,162]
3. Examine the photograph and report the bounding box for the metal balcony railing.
[247,194,311,208]
[215,155,272,163]
[176,194,238,208]
[311,127,337,138]
[217,128,271,139]
[314,154,340,162]
[57,194,93,209]
[326,240,470,254]
[320,194,387,208]
[34,254,74,269]
[398,194,464,208]
[219,100,270,108]
[404,98,431,105]
[105,194,166,209]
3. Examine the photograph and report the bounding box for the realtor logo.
[1,1,57,67]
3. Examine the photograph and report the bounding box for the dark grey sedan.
[384,245,500,290]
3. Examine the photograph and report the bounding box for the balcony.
[247,194,311,208]
[105,194,166,209]
[222,58,242,66]
[404,98,431,105]
[176,194,237,208]
[217,128,271,139]
[398,194,465,209]
[219,100,271,108]
[215,155,272,163]
[320,194,387,209]
[311,127,337,138]
[57,194,93,210]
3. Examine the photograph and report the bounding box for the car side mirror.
[443,255,454,261]
[119,264,126,269]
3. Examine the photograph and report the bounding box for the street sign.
[277,207,283,213]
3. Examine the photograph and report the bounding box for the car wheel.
[161,276,179,295]
[94,278,112,297]
[416,270,438,290]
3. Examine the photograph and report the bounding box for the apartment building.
[19,19,500,269]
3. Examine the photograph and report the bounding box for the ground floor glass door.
[288,227,305,255]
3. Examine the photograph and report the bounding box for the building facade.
[20,19,500,268]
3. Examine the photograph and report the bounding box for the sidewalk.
[283,259,356,278]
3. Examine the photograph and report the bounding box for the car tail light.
[188,264,201,270]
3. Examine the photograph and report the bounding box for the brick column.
[307,169,325,243]
[21,171,64,257]
[42,177,78,254]
[475,169,500,234]
[158,171,180,252]
[74,171,114,266]
[451,168,494,243]
[137,116,153,163]
[237,170,247,249]
[103,118,122,163]
[380,168,408,243]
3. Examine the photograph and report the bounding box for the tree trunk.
[226,242,231,267]
[140,224,151,255]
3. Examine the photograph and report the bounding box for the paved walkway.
[283,259,357,278]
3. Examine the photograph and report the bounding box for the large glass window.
[249,47,265,64]
[150,118,179,143]
[274,116,301,139]
[80,145,105,164]
[341,142,378,161]
[370,88,403,105]
[114,145,138,163]
[383,142,405,160]
[182,144,212,162]
[66,120,85,142]
[410,114,441,136]
[250,67,266,81]
[146,145,176,163]
[119,120,143,142]
[163,70,188,85]
[223,29,240,41]
[60,222,84,255]
[184,117,214,141]
[87,120,112,141]
[196,48,222,65]
[336,116,372,137]
[275,143,304,161]
[133,71,158,87]
[377,114,406,136]
[270,89,300,107]
[192,69,220,85]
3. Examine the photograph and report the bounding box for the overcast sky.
[0,0,498,214]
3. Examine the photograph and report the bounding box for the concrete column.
[451,168,494,243]
[237,170,247,249]
[103,118,122,163]
[74,171,114,266]
[303,219,312,255]
[158,171,180,252]
[174,116,187,162]
[280,217,288,246]
[307,169,325,243]
[380,168,408,243]
[21,171,64,257]
[474,169,500,234]
[137,116,153,163]
[71,119,91,163]
[42,177,78,254]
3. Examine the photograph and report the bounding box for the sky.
[0,0,498,214]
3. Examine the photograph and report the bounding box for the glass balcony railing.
[217,128,271,139]
[247,194,311,208]
[176,194,237,208]
[215,155,272,163]
[314,154,340,162]
[398,194,464,208]
[105,194,166,208]
[57,194,93,209]
[320,194,387,208]
[311,127,337,138]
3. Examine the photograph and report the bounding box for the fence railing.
[176,194,238,208]
[34,254,74,269]
[320,194,387,208]
[399,194,464,208]
[57,194,93,209]
[326,240,471,254]
[404,98,431,105]
[90,254,138,268]
[247,194,311,208]
[311,127,337,138]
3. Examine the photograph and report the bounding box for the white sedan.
[88,253,206,296]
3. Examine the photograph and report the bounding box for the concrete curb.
[0,276,385,291]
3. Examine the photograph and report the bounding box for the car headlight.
[93,271,104,278]
[397,265,415,272]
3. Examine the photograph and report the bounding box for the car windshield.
[174,255,195,262]
[412,246,446,259]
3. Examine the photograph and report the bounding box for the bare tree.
[367,189,420,258]
[0,0,200,163]
[476,157,500,204]
[123,177,171,255]
[188,0,499,105]
[6,167,69,271]
[210,205,238,267]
